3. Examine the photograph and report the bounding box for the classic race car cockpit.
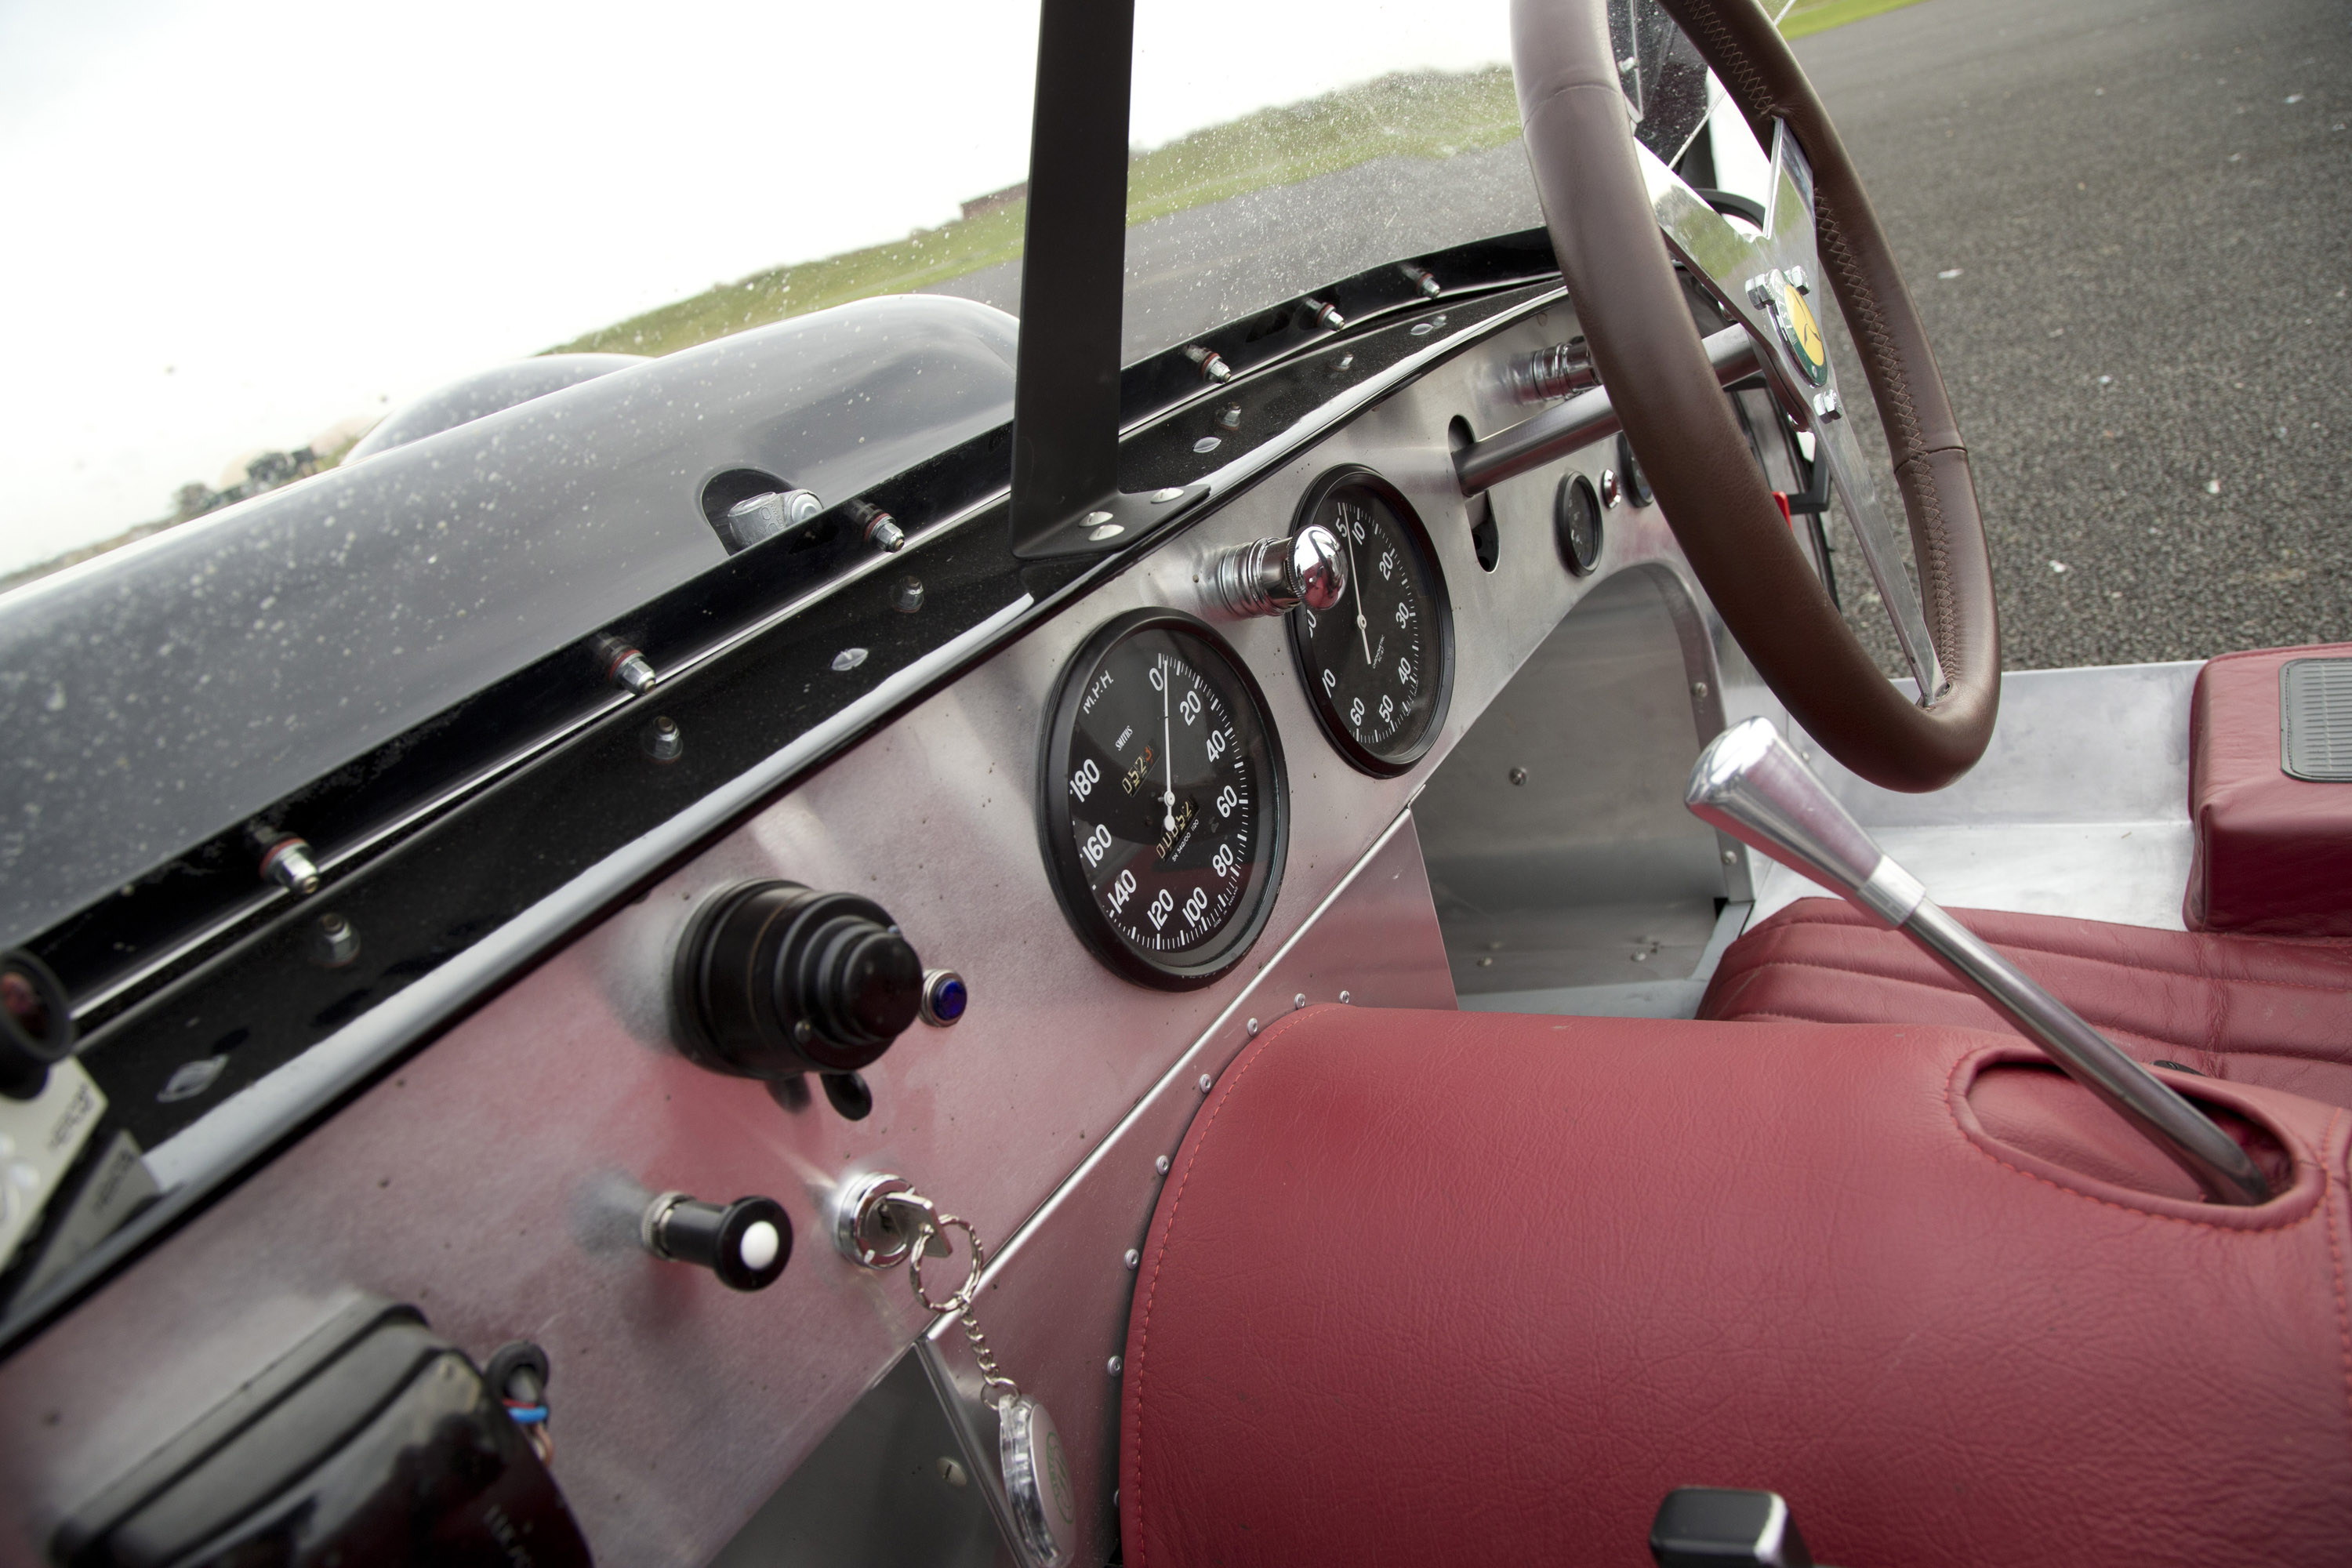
[2,0,2347,1563]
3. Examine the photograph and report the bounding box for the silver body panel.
[1757,661,2200,931]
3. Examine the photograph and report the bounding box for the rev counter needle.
[1341,507,1372,663]
[1161,657,1177,834]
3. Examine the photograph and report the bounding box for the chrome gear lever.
[1686,718,2270,1207]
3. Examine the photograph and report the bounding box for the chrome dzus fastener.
[595,634,658,696]
[252,829,320,895]
[1182,343,1232,383]
[848,499,905,554]
[1203,525,1345,619]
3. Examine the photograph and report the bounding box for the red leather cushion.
[1121,1005,2352,1568]
[2189,642,2352,935]
[1702,898,2352,1109]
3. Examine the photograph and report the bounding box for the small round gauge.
[1556,472,1603,576]
[1287,466,1455,776]
[1039,609,1288,990]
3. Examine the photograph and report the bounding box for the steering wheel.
[1513,0,1999,792]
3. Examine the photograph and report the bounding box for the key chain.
[847,1181,1076,1567]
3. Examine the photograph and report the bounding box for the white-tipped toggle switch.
[642,1192,793,1290]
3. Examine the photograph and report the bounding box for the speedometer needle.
[1341,509,1372,663]
[1160,658,1177,834]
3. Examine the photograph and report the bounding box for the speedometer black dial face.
[1039,609,1288,990]
[1287,466,1455,776]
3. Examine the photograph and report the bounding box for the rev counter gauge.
[1038,610,1289,990]
[1287,467,1455,775]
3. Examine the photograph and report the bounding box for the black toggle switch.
[818,1070,873,1121]
[673,880,924,1080]
[641,1192,792,1291]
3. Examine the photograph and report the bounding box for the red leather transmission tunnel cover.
[1120,1006,2352,1568]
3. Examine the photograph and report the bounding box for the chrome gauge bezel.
[1036,608,1290,991]
[1286,466,1457,777]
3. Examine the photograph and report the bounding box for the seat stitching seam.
[2323,1111,2352,1440]
[1737,947,2352,1001]
[1942,1052,2319,1232]
[1718,1007,2352,1073]
[1769,907,2352,992]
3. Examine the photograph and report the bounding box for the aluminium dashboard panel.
[0,297,1768,1567]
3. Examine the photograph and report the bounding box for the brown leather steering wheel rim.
[1512,0,1999,792]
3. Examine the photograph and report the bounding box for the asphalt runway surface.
[939,0,2350,671]
[1804,0,2351,670]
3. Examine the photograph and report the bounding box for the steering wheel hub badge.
[1747,267,1830,387]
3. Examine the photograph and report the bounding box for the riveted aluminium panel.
[914,809,1454,1568]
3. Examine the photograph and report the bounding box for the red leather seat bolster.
[2189,641,2352,936]
[1121,1004,2352,1568]
[1702,898,2352,1108]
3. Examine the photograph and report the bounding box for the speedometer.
[1287,466,1454,775]
[1038,609,1288,990]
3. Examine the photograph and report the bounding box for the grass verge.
[1777,0,1932,40]
[551,67,1520,358]
[547,0,1919,363]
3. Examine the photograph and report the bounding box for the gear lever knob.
[1687,718,2270,1207]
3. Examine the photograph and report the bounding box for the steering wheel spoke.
[1636,125,1947,702]
[1802,391,1949,700]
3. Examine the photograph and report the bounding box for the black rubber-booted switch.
[673,880,924,1079]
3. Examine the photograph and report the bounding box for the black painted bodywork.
[0,297,1022,963]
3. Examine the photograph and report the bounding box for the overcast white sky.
[0,0,1511,575]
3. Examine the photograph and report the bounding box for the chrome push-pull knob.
[1685,717,2270,1207]
[1203,525,1345,619]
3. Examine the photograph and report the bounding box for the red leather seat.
[1121,1005,2352,1568]
[1703,898,2352,1109]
